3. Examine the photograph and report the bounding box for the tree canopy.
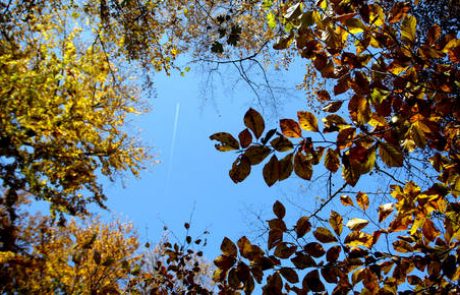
[1,0,459,294]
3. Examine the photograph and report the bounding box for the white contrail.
[166,102,181,188]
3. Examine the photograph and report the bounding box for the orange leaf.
[280,119,302,138]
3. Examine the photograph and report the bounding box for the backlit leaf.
[263,155,279,186]
[238,128,252,148]
[280,119,302,138]
[221,237,238,257]
[322,101,343,113]
[210,132,240,151]
[313,227,337,243]
[324,148,340,172]
[294,152,313,180]
[378,203,393,222]
[273,200,286,219]
[379,141,404,167]
[229,156,251,183]
[356,192,369,210]
[270,136,293,152]
[244,108,265,139]
[244,145,271,165]
[346,218,369,231]
[329,210,343,235]
[401,15,416,44]
[296,216,312,238]
[298,111,319,132]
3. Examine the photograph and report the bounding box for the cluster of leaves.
[211,0,460,293]
[0,196,214,294]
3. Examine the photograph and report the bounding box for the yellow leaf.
[297,111,319,132]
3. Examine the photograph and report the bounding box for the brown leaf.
[273,200,286,219]
[221,237,238,257]
[274,242,296,258]
[340,195,354,206]
[244,108,265,139]
[326,245,341,263]
[356,192,369,210]
[316,90,331,101]
[422,219,439,242]
[324,148,340,172]
[296,216,312,238]
[337,127,355,150]
[334,74,351,95]
[210,132,240,151]
[229,156,251,183]
[304,242,325,258]
[270,136,293,152]
[280,267,299,283]
[238,128,252,148]
[244,145,271,165]
[263,155,279,186]
[329,210,343,235]
[313,227,337,243]
[268,229,283,250]
[298,111,319,132]
[378,203,393,222]
[278,153,294,180]
[346,218,369,231]
[379,141,403,167]
[294,152,313,180]
[321,265,339,284]
[280,119,302,138]
[303,270,325,292]
[323,101,343,113]
[291,253,316,269]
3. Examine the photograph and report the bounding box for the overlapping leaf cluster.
[211,0,460,293]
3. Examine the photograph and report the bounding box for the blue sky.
[99,60,319,258]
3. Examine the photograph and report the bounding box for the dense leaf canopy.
[0,0,459,294]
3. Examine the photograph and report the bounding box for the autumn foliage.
[1,0,459,294]
[210,0,460,293]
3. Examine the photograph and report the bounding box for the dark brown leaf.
[244,145,271,165]
[229,155,251,183]
[263,155,280,186]
[296,216,311,238]
[210,132,240,151]
[313,227,337,243]
[238,128,253,148]
[244,108,265,139]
